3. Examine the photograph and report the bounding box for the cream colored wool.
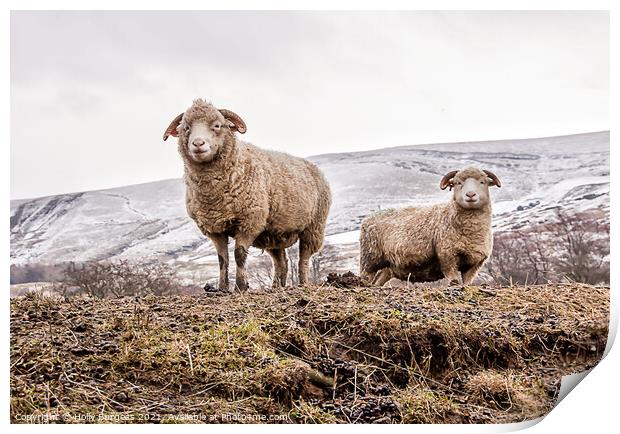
[359,167,501,286]
[165,99,331,291]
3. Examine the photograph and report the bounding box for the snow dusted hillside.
[10,131,609,281]
[316,131,609,234]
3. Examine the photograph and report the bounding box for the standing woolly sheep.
[359,167,501,286]
[163,99,331,291]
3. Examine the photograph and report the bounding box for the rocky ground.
[10,280,609,424]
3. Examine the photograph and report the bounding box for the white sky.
[10,10,609,199]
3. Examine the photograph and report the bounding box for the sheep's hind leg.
[268,248,288,288]
[233,235,255,291]
[298,234,319,287]
[207,233,229,292]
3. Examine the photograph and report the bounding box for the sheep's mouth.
[191,148,213,157]
[190,150,216,163]
[462,198,481,208]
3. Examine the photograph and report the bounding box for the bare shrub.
[549,210,609,284]
[310,244,342,284]
[60,260,180,298]
[485,230,553,285]
[486,210,609,285]
[248,254,275,288]
[246,244,341,287]
[288,246,299,287]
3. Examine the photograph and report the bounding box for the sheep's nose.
[192,138,206,147]
[466,191,477,198]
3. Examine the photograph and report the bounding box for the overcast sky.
[10,11,608,199]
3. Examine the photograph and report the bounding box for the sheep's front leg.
[439,255,461,287]
[233,235,255,291]
[207,233,229,291]
[462,262,483,286]
[372,268,393,286]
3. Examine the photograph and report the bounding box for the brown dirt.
[10,279,609,424]
[325,271,365,288]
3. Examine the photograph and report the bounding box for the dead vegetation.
[486,209,610,286]
[60,260,181,299]
[10,281,608,424]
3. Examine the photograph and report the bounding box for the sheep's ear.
[163,113,184,141]
[219,109,247,134]
[483,170,501,188]
[440,170,459,191]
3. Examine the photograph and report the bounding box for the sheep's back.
[240,143,330,233]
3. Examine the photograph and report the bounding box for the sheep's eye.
[480,180,485,184]
[213,123,221,130]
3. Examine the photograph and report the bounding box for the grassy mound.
[10,282,608,424]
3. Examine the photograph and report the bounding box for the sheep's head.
[163,99,246,164]
[440,167,501,210]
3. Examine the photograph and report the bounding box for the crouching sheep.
[360,167,501,286]
[163,99,331,291]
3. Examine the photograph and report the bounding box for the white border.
[3,1,616,432]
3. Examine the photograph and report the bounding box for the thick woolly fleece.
[360,167,495,286]
[177,100,331,290]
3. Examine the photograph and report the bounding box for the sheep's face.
[184,116,226,164]
[163,99,247,164]
[453,173,491,209]
[440,167,501,210]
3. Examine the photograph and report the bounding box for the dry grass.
[10,282,609,424]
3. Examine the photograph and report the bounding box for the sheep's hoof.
[234,282,249,292]
[446,280,465,292]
